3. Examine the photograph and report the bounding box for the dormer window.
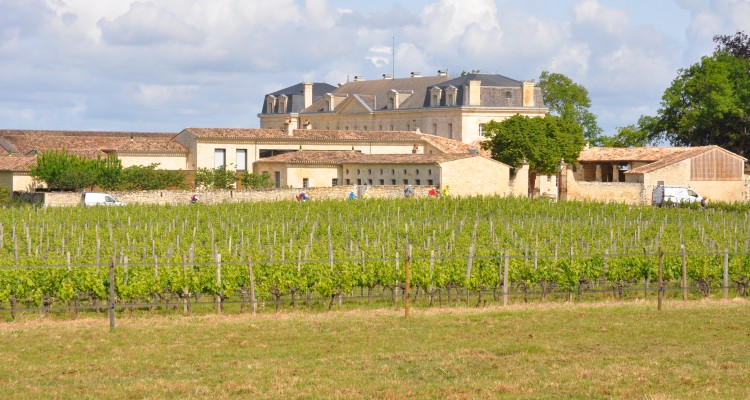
[265,95,277,113]
[430,86,443,107]
[445,85,458,106]
[325,93,335,112]
[277,95,288,113]
[388,89,399,110]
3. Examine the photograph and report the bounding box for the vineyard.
[1,195,749,318]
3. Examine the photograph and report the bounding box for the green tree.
[117,164,187,190]
[648,52,750,156]
[241,172,275,189]
[714,30,750,59]
[600,116,657,147]
[195,165,237,189]
[30,149,97,191]
[481,115,585,196]
[94,156,122,191]
[538,71,603,144]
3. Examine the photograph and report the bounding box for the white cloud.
[98,2,204,46]
[366,46,392,68]
[573,0,630,36]
[136,84,198,106]
[0,0,741,136]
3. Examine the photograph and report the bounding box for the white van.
[81,192,126,206]
[652,185,703,206]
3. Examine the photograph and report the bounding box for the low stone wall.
[35,185,441,207]
[567,179,649,205]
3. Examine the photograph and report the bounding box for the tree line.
[29,149,274,191]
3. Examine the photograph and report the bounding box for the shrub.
[117,164,187,190]
[195,165,237,189]
[30,149,97,191]
[94,156,122,191]
[241,172,275,189]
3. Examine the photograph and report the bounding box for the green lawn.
[0,300,748,399]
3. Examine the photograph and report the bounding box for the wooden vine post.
[503,250,510,306]
[182,255,189,315]
[108,257,116,331]
[216,253,222,314]
[404,244,411,319]
[723,248,729,299]
[681,245,687,301]
[248,256,257,315]
[657,248,664,311]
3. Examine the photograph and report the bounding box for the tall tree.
[482,114,585,196]
[648,52,750,156]
[538,71,603,144]
[714,31,750,59]
[601,116,657,148]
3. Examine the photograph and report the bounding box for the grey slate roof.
[262,82,337,113]
[305,76,452,112]
[295,73,544,112]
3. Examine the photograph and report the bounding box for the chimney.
[410,72,422,78]
[303,82,313,109]
[284,117,297,136]
[522,81,535,107]
[437,69,447,76]
[467,80,481,106]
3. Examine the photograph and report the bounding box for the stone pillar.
[522,81,535,107]
[512,161,529,197]
[557,159,567,201]
[303,82,313,108]
[595,164,602,182]
[467,80,481,106]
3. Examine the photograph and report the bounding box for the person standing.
[442,185,450,198]
[404,185,413,198]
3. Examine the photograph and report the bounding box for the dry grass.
[0,299,748,399]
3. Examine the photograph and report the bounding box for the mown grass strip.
[0,300,748,399]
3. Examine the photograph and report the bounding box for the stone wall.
[566,169,650,205]
[34,185,443,207]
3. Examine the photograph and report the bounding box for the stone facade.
[259,73,548,145]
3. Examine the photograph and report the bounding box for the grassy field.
[0,300,748,399]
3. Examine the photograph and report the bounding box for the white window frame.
[214,149,226,168]
[236,149,247,171]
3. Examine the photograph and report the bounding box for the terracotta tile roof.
[627,146,746,174]
[577,146,697,163]
[418,133,481,154]
[0,156,36,171]
[0,130,178,158]
[109,138,187,153]
[346,153,479,164]
[578,145,746,175]
[255,150,482,165]
[183,128,287,139]
[182,128,482,155]
[254,150,363,164]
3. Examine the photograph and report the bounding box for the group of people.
[405,185,449,198]
[194,185,449,204]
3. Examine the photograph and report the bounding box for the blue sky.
[0,0,748,138]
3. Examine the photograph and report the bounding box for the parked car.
[81,192,126,206]
[652,185,703,207]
